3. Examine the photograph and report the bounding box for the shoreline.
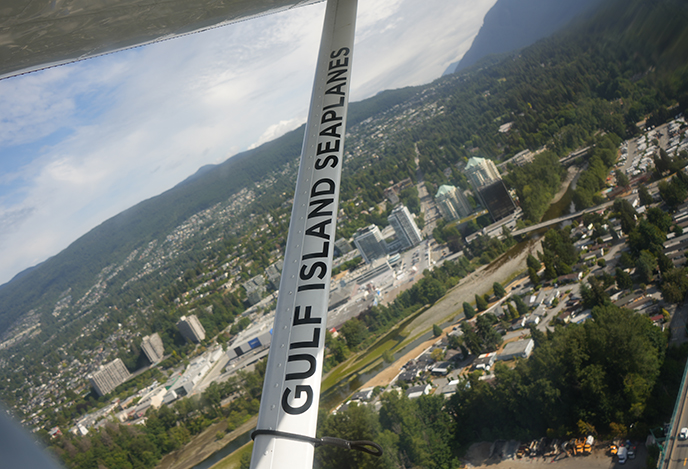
[156,416,258,469]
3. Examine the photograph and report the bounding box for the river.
[189,166,583,468]
[192,429,253,469]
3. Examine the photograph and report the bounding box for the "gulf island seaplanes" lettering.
[281,47,350,416]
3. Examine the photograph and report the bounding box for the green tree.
[240,452,251,469]
[507,302,518,320]
[493,282,506,299]
[614,198,637,235]
[475,294,488,312]
[661,267,688,304]
[659,178,688,211]
[476,314,503,352]
[657,252,674,274]
[615,170,629,188]
[382,350,395,363]
[448,305,664,442]
[628,219,666,255]
[581,276,611,309]
[635,250,657,284]
[202,382,222,417]
[529,266,540,285]
[463,302,476,319]
[646,207,673,233]
[540,228,578,279]
[527,254,541,271]
[431,348,445,362]
[339,319,369,350]
[615,268,633,290]
[316,402,384,469]
[460,322,482,355]
[378,393,457,469]
[326,331,349,366]
[638,185,653,206]
[512,295,528,317]
[448,334,462,350]
[433,324,443,337]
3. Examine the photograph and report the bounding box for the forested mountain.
[0,86,420,337]
[3,1,688,454]
[0,129,300,333]
[444,0,604,75]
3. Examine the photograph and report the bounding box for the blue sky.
[0,0,496,286]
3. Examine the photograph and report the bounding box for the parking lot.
[464,441,647,468]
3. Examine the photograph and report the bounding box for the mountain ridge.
[444,0,605,75]
[0,85,423,334]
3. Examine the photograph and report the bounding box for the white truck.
[617,446,628,464]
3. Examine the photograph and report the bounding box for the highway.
[662,359,688,468]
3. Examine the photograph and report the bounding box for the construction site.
[463,436,649,468]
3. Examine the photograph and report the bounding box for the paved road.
[662,294,688,468]
[662,362,688,469]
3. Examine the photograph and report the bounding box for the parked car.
[628,442,637,459]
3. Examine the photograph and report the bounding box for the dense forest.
[314,307,684,469]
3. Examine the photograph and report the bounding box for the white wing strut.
[250,0,358,468]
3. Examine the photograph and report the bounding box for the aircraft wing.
[0,0,322,79]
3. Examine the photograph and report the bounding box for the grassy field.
[321,306,427,391]
[209,442,253,469]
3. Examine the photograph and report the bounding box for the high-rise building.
[242,275,266,305]
[177,314,206,343]
[88,358,131,397]
[465,157,501,189]
[435,185,472,221]
[388,205,422,251]
[353,225,388,264]
[265,260,283,290]
[478,180,518,222]
[465,157,516,222]
[334,238,353,257]
[141,333,164,364]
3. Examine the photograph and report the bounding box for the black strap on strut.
[251,429,383,457]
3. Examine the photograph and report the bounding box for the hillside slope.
[444,0,604,75]
[0,86,423,335]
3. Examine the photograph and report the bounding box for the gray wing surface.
[0,0,322,79]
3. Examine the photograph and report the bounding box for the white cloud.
[351,0,496,99]
[0,0,498,285]
[249,117,307,150]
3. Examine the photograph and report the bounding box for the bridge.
[511,200,615,237]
